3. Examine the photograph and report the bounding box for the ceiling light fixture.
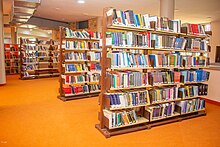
[77,0,85,4]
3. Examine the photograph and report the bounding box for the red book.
[66,75,69,83]
[174,72,180,83]
[63,87,72,94]
[90,63,95,70]
[158,55,162,66]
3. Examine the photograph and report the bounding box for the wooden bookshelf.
[4,44,20,75]
[58,27,101,101]
[19,38,59,79]
[96,8,209,138]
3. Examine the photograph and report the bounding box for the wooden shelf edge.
[95,123,149,138]
[58,92,99,101]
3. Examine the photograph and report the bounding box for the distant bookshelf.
[4,44,20,75]
[58,27,102,101]
[20,38,59,79]
[96,8,209,138]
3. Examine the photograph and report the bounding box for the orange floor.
[0,75,220,147]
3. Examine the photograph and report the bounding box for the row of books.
[109,69,209,89]
[5,52,19,59]
[64,41,88,49]
[89,63,101,71]
[108,32,208,50]
[23,45,38,51]
[178,84,208,98]
[108,51,209,68]
[88,31,102,39]
[149,87,178,103]
[64,41,101,50]
[65,52,87,61]
[4,44,19,51]
[181,70,210,83]
[65,28,101,39]
[148,98,205,120]
[88,52,101,61]
[5,62,19,67]
[110,71,144,88]
[65,64,88,72]
[176,99,205,113]
[182,23,206,35]
[22,65,36,70]
[108,31,151,48]
[148,102,175,119]
[103,109,139,128]
[111,9,181,33]
[106,84,208,108]
[62,84,100,95]
[105,90,149,108]
[62,74,100,84]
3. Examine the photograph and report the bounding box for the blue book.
[134,14,140,27]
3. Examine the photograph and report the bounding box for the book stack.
[149,87,178,103]
[103,109,139,128]
[59,27,101,99]
[105,90,150,108]
[96,8,210,137]
[20,38,60,79]
[4,44,20,74]
[176,99,205,113]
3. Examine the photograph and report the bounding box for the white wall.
[210,21,220,63]
[207,70,220,102]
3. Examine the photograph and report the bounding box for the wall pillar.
[11,26,17,44]
[160,0,175,19]
[0,0,6,85]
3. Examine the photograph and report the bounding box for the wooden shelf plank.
[110,104,148,111]
[108,117,149,130]
[150,112,181,122]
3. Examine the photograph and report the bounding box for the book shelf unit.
[58,27,102,101]
[4,44,20,75]
[20,38,59,80]
[96,8,209,138]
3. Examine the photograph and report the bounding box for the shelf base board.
[58,93,99,101]
[149,111,206,128]
[149,117,181,128]
[96,110,206,138]
[95,123,149,138]
[180,111,206,120]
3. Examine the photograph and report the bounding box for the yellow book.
[138,14,143,27]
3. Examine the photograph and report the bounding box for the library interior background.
[1,0,220,146]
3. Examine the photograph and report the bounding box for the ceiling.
[3,0,220,24]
